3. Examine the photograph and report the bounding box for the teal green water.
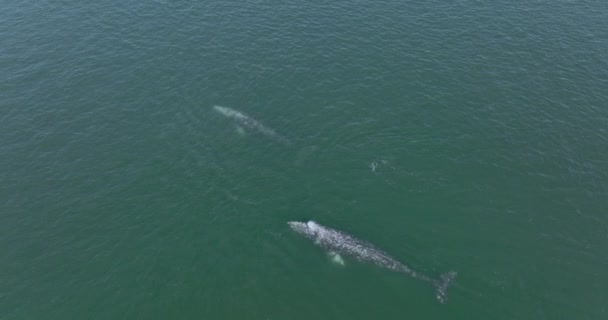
[2,1,607,319]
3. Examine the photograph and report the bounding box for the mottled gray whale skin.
[213,105,290,145]
[288,220,457,303]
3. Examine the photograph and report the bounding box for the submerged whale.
[213,105,290,145]
[287,220,457,303]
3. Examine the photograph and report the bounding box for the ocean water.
[1,0,607,319]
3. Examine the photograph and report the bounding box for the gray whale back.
[288,221,457,303]
[213,105,290,145]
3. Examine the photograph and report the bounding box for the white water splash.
[369,159,389,172]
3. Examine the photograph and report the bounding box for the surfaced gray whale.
[288,220,457,303]
[213,105,290,145]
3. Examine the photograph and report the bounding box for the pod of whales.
[213,104,458,303]
[288,220,457,303]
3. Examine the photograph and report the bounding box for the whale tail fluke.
[435,271,457,304]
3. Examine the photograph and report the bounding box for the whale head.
[288,220,321,238]
[306,221,319,230]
